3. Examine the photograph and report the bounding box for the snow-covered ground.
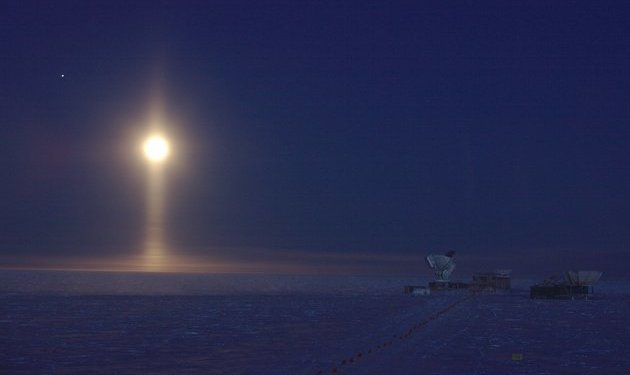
[1,270,628,374]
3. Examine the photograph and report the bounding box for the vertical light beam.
[142,134,170,270]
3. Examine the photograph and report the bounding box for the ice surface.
[0,270,425,295]
[1,270,628,374]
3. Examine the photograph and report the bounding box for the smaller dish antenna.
[564,271,603,286]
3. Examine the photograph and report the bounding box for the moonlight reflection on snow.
[1,271,628,374]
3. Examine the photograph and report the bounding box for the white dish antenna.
[494,269,512,277]
[425,251,456,281]
[564,271,602,286]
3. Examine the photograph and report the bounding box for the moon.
[143,135,170,162]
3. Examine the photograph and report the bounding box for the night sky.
[2,1,630,276]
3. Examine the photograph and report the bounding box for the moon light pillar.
[142,134,170,270]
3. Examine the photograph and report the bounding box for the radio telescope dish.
[425,251,456,281]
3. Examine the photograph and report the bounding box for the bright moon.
[143,135,170,162]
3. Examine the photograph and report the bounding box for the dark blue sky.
[1,1,629,275]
